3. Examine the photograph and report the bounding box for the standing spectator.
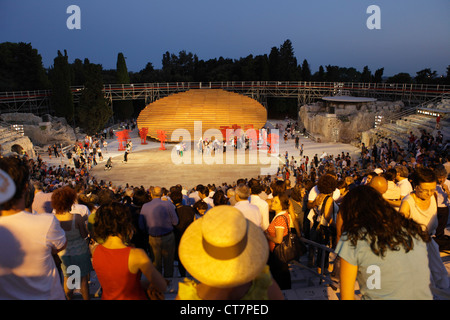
[399,167,438,235]
[308,174,338,273]
[170,188,195,277]
[177,205,283,300]
[399,167,449,289]
[92,202,167,300]
[234,183,262,229]
[226,188,237,206]
[434,165,450,241]
[386,165,413,209]
[188,184,203,204]
[0,157,67,300]
[212,189,228,206]
[290,183,306,234]
[248,178,270,231]
[31,180,53,214]
[382,169,401,208]
[52,186,92,300]
[139,186,179,278]
[337,185,432,300]
[265,193,292,290]
[128,188,151,253]
[198,184,214,210]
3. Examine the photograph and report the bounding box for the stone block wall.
[298,100,403,144]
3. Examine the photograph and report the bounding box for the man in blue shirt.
[140,186,179,278]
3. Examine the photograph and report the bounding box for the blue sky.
[1,0,449,77]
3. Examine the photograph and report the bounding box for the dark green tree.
[301,59,311,81]
[0,42,49,91]
[414,68,437,84]
[339,67,361,82]
[116,52,130,84]
[268,47,281,80]
[278,39,300,80]
[373,68,384,83]
[325,65,340,82]
[76,59,112,135]
[49,50,74,123]
[445,65,450,85]
[386,72,412,83]
[360,66,372,82]
[253,54,270,81]
[70,58,86,86]
[312,65,326,81]
[114,52,134,120]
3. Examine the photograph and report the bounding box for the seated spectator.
[0,157,67,300]
[92,202,167,300]
[176,205,283,300]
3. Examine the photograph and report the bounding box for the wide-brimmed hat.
[0,168,16,204]
[178,205,269,288]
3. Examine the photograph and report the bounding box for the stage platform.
[81,120,361,190]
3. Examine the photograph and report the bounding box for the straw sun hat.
[178,205,269,288]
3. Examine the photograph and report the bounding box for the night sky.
[1,0,449,77]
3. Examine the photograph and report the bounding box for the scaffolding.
[1,81,449,116]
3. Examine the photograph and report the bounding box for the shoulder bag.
[273,214,306,263]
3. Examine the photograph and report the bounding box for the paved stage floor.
[52,119,363,190]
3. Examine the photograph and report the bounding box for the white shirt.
[307,185,340,222]
[234,200,263,229]
[203,196,215,210]
[0,211,66,300]
[383,181,401,201]
[308,185,340,202]
[436,179,450,208]
[188,191,201,204]
[397,178,413,198]
[249,195,270,231]
[70,203,91,218]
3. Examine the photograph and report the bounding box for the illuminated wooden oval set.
[137,89,267,142]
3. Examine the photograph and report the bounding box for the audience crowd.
[0,119,449,300]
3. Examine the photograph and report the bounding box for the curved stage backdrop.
[136,89,267,142]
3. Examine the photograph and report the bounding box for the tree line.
[0,41,449,133]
